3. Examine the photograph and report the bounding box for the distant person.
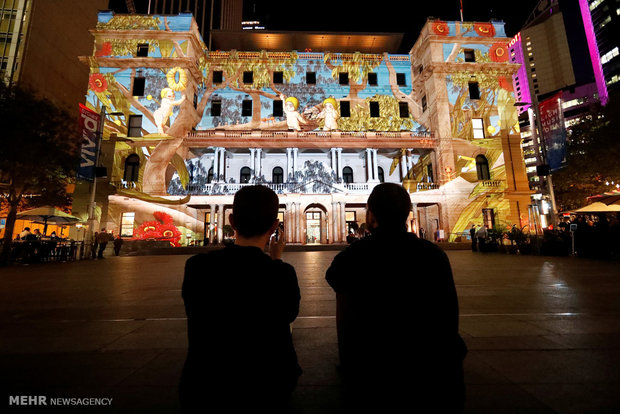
[96,229,112,259]
[470,224,477,251]
[32,229,42,239]
[476,225,489,252]
[18,227,32,240]
[113,235,124,256]
[92,232,99,259]
[325,183,467,412]
[179,185,302,412]
[419,227,426,240]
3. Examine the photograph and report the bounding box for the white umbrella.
[572,202,620,213]
[16,207,82,235]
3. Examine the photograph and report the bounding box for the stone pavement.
[1,250,620,413]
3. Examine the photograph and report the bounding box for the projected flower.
[133,211,182,247]
[95,42,113,57]
[89,73,108,92]
[489,43,509,62]
[474,23,495,37]
[431,21,449,35]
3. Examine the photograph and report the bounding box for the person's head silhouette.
[230,185,279,239]
[366,183,412,233]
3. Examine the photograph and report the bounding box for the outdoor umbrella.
[572,202,620,213]
[16,207,82,235]
[587,190,620,206]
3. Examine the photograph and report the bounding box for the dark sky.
[110,0,541,52]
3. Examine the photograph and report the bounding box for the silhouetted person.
[113,236,123,256]
[179,185,301,412]
[326,183,467,412]
[470,224,477,251]
[96,229,112,259]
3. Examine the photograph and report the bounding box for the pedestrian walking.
[476,225,489,252]
[325,183,467,413]
[96,229,112,259]
[470,224,477,251]
[113,235,124,256]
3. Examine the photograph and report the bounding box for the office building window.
[306,72,316,84]
[343,167,354,184]
[378,167,385,183]
[242,99,252,117]
[369,101,380,117]
[399,102,409,118]
[340,100,351,117]
[469,82,480,99]
[211,99,221,116]
[273,71,284,84]
[132,76,145,96]
[339,72,349,85]
[272,167,284,183]
[368,72,378,85]
[396,73,406,86]
[120,212,135,237]
[273,99,283,117]
[472,118,485,139]
[464,49,475,62]
[240,167,251,183]
[136,43,149,57]
[123,154,140,182]
[476,155,491,180]
[128,115,143,137]
[243,71,253,84]
[213,70,223,84]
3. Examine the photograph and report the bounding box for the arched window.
[476,155,490,180]
[343,167,354,184]
[123,154,140,182]
[377,167,385,183]
[207,167,214,183]
[272,167,284,184]
[240,167,251,183]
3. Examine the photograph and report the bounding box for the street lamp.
[514,101,558,227]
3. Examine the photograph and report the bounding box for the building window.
[476,155,490,180]
[396,73,406,86]
[120,212,135,237]
[339,72,349,85]
[272,167,284,183]
[211,99,222,116]
[421,95,427,112]
[369,101,380,118]
[242,99,252,117]
[469,82,480,100]
[377,167,385,183]
[243,71,253,84]
[340,100,351,117]
[240,167,251,183]
[128,115,142,137]
[207,167,214,183]
[343,167,354,184]
[132,76,145,96]
[213,70,223,84]
[472,118,485,139]
[399,102,409,118]
[306,72,316,84]
[273,99,283,117]
[464,49,475,62]
[136,43,149,57]
[123,154,140,181]
[273,71,284,84]
[368,72,378,85]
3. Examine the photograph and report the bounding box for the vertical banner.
[77,104,101,181]
[539,92,566,172]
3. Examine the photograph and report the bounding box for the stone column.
[217,204,224,243]
[285,203,292,242]
[219,148,226,182]
[330,201,337,243]
[331,148,337,176]
[372,149,379,182]
[293,148,299,175]
[406,149,414,172]
[213,148,220,182]
[209,203,216,241]
[339,201,347,241]
[286,148,292,182]
[336,148,343,182]
[255,148,262,179]
[249,148,256,178]
[365,149,372,182]
[400,151,407,181]
[295,202,302,243]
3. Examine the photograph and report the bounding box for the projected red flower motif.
[498,76,514,92]
[489,43,509,62]
[89,73,108,92]
[95,42,113,57]
[133,211,182,247]
[474,23,496,37]
[432,21,449,35]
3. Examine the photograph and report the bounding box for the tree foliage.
[553,91,620,211]
[0,83,81,261]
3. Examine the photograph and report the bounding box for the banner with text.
[539,92,566,172]
[77,104,101,181]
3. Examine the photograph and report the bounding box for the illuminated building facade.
[78,12,532,245]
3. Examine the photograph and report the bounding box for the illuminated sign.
[77,104,101,181]
[509,32,521,48]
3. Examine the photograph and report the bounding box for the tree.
[0,83,81,264]
[552,91,620,212]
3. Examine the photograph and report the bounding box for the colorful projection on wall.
[132,211,182,247]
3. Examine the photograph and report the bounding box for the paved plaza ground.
[1,249,620,413]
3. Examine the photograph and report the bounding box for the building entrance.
[306,211,321,244]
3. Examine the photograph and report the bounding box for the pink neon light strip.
[578,0,609,106]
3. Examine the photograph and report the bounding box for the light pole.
[515,101,558,227]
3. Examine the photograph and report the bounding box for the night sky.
[110,0,541,52]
